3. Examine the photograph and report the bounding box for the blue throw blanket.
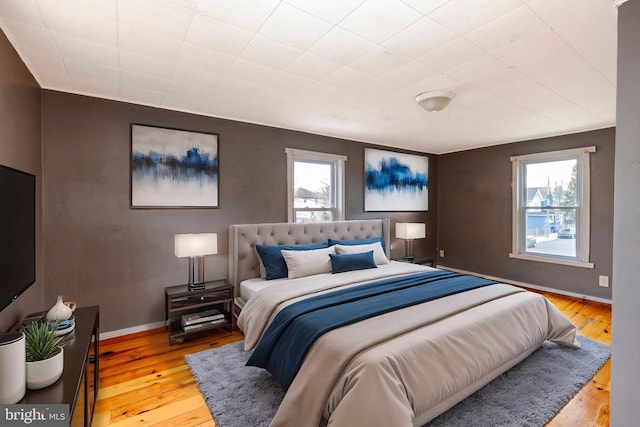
[247,270,497,390]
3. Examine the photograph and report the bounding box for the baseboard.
[99,320,165,340]
[437,265,612,305]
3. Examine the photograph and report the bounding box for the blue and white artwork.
[364,148,428,211]
[131,125,218,208]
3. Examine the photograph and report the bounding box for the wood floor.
[93,290,611,427]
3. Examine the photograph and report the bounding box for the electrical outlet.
[439,249,445,258]
[598,275,609,288]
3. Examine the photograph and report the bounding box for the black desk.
[20,306,99,427]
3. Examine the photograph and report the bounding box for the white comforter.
[238,263,580,427]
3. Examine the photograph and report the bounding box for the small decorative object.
[175,233,218,291]
[23,321,65,390]
[131,124,219,208]
[396,223,426,262]
[54,317,76,337]
[46,295,76,321]
[364,148,429,212]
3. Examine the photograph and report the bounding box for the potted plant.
[22,320,65,390]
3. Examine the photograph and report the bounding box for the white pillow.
[281,246,336,279]
[334,242,389,265]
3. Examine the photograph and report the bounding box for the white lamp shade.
[396,223,426,239]
[174,233,218,258]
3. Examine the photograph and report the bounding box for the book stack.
[181,309,226,332]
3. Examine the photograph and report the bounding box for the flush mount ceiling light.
[414,90,456,112]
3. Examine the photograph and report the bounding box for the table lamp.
[174,233,218,291]
[396,223,425,263]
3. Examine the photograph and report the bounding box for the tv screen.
[0,164,36,311]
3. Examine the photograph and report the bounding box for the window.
[285,148,346,223]
[510,146,595,268]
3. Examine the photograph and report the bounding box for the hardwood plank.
[98,365,192,400]
[101,395,206,427]
[95,292,610,427]
[95,384,163,413]
[150,406,214,427]
[109,383,203,423]
[593,359,611,391]
[548,383,610,426]
[92,408,111,427]
[100,334,241,387]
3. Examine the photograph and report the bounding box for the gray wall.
[437,128,614,300]
[612,1,640,424]
[0,30,43,331]
[41,90,437,333]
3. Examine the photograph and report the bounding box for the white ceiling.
[0,0,619,154]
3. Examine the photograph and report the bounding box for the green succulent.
[23,320,65,362]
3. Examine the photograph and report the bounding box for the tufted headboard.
[228,219,390,298]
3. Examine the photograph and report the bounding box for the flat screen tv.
[0,164,36,312]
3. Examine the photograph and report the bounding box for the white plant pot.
[26,347,64,390]
[0,332,25,403]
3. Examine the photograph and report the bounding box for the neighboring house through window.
[285,148,346,223]
[510,146,595,268]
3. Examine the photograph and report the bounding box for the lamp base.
[186,256,207,291]
[404,239,415,263]
[187,282,206,291]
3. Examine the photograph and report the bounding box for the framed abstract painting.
[364,148,428,211]
[130,124,219,208]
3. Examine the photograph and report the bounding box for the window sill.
[509,252,594,269]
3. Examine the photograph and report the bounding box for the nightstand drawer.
[168,290,232,306]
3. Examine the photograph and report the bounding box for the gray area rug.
[185,335,609,427]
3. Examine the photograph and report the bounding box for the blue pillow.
[329,236,386,253]
[256,241,329,280]
[329,251,377,274]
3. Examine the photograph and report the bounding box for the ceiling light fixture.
[414,90,456,112]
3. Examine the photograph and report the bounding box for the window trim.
[285,148,346,223]
[509,146,596,268]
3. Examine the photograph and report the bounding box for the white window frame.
[510,146,596,268]
[285,148,346,223]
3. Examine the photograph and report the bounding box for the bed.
[229,219,579,427]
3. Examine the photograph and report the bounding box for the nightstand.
[165,280,234,345]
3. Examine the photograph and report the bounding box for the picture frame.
[364,148,429,212]
[130,124,219,208]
